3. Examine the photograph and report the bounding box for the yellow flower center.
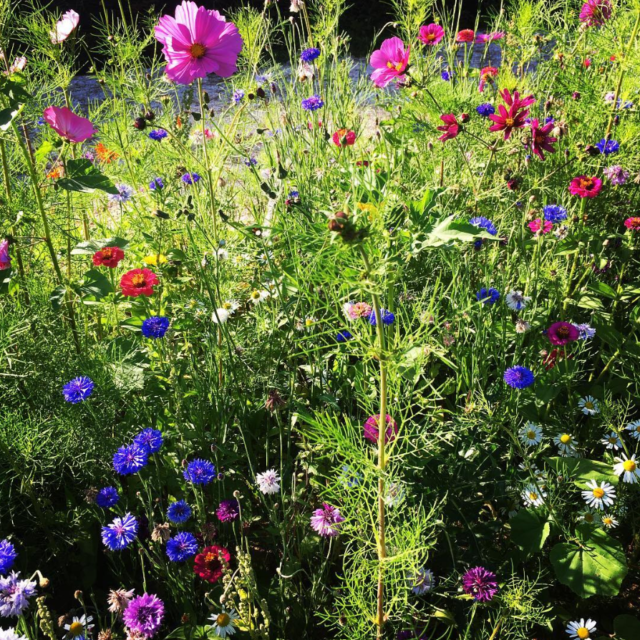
[623,459,637,472]
[608,436,617,443]
[585,401,594,409]
[529,492,538,501]
[635,425,640,433]
[577,628,590,639]
[69,622,84,637]
[131,274,146,286]
[222,302,232,310]
[527,430,536,439]
[505,117,515,127]
[584,513,594,523]
[216,613,230,627]
[603,517,613,525]
[560,434,571,444]
[592,487,605,499]
[190,43,207,59]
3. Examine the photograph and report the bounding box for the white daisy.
[566,618,597,639]
[304,316,317,329]
[221,299,240,313]
[505,290,531,311]
[248,289,270,305]
[216,248,229,261]
[578,507,598,525]
[601,514,618,529]
[212,308,230,324]
[64,615,94,640]
[581,479,616,510]
[209,608,239,638]
[256,469,280,495]
[625,419,640,440]
[521,483,546,507]
[554,433,577,455]
[613,453,640,483]
[519,422,543,446]
[578,396,600,415]
[600,432,622,450]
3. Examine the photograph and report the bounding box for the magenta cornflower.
[462,566,498,602]
[603,165,629,185]
[580,0,612,27]
[529,118,557,160]
[437,114,460,142]
[418,24,444,46]
[369,37,410,88]
[216,499,239,523]
[528,218,553,235]
[547,322,580,346]
[310,503,345,537]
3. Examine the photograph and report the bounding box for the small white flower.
[216,248,229,261]
[0,630,28,640]
[554,432,577,455]
[212,308,230,324]
[248,289,270,305]
[578,396,600,415]
[515,318,530,333]
[581,479,616,510]
[256,469,280,495]
[566,618,597,639]
[601,514,618,529]
[519,422,542,446]
[625,419,640,440]
[209,608,239,638]
[505,290,531,311]
[64,615,94,640]
[521,483,546,507]
[578,507,598,525]
[221,300,240,313]
[600,432,622,450]
[613,453,640,483]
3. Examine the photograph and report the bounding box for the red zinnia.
[569,175,602,198]
[456,29,475,43]
[120,268,159,297]
[529,118,557,160]
[93,246,125,268]
[193,545,231,583]
[489,89,536,140]
[332,128,356,147]
[478,66,498,92]
[624,217,640,230]
[437,114,460,142]
[547,321,580,346]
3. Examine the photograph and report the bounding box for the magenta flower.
[580,0,612,27]
[50,10,79,44]
[0,239,10,270]
[456,29,475,43]
[462,567,498,602]
[569,175,603,198]
[437,114,460,142]
[370,37,410,88]
[155,1,243,85]
[528,218,553,235]
[123,594,165,637]
[363,414,398,444]
[216,499,239,523]
[478,66,498,92]
[547,322,579,346]
[488,89,536,140]
[529,118,557,160]
[42,106,96,143]
[310,503,345,537]
[418,24,445,46]
[475,31,505,43]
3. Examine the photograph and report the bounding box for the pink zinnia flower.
[437,114,460,142]
[547,322,579,346]
[370,37,410,88]
[155,1,243,85]
[489,89,535,140]
[50,10,79,44]
[475,31,505,44]
[363,414,398,444]
[42,106,96,143]
[529,118,557,160]
[580,0,612,27]
[456,29,475,43]
[418,24,445,46]
[528,218,553,234]
[478,66,498,92]
[310,503,345,537]
[0,239,10,270]
[332,128,356,147]
[624,217,640,231]
[569,175,602,198]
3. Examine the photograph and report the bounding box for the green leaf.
[78,269,114,301]
[587,281,617,299]
[35,140,55,163]
[614,615,640,639]
[574,294,604,310]
[71,237,129,256]
[49,284,67,311]
[549,524,627,598]
[510,509,550,557]
[546,457,618,489]
[0,104,22,131]
[421,215,498,247]
[56,159,119,194]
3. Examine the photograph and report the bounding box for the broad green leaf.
[78,269,114,301]
[574,294,603,310]
[549,524,627,598]
[49,284,67,311]
[421,215,498,248]
[546,457,618,489]
[587,281,617,299]
[71,237,129,256]
[614,615,640,639]
[510,509,550,557]
[56,159,119,194]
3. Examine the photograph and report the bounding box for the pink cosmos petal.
[50,10,79,44]
[369,37,410,88]
[0,239,10,270]
[42,106,96,143]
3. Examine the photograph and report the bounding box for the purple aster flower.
[476,103,495,117]
[310,503,345,537]
[101,513,138,551]
[216,499,239,523]
[542,204,567,223]
[148,129,168,141]
[0,572,36,617]
[133,428,163,455]
[166,532,198,562]
[141,316,170,339]
[149,177,164,191]
[95,487,120,509]
[603,165,629,185]
[122,594,164,637]
[300,47,320,62]
[462,566,498,602]
[181,172,201,185]
[476,287,500,305]
[301,95,324,111]
[167,500,192,524]
[183,459,216,485]
[0,541,17,575]
[369,309,395,326]
[62,376,94,404]
[504,366,535,389]
[113,444,149,475]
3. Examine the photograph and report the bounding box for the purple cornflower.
[181,172,201,185]
[369,309,395,326]
[113,444,149,475]
[244,157,258,167]
[183,459,216,485]
[603,165,629,185]
[469,216,497,236]
[148,130,168,141]
[216,499,239,523]
[336,330,353,342]
[476,103,495,117]
[141,316,170,339]
[101,513,138,551]
[122,594,164,637]
[62,376,94,404]
[310,503,345,537]
[300,47,320,62]
[108,184,134,203]
[96,487,120,509]
[0,572,36,617]
[504,366,535,389]
[166,532,198,562]
[596,138,619,155]
[0,541,17,575]
[133,428,163,455]
[576,323,596,340]
[232,89,245,104]
[167,500,192,524]
[476,287,500,305]
[542,204,567,223]
[149,177,164,191]
[462,566,498,602]
[441,70,452,81]
[301,95,324,111]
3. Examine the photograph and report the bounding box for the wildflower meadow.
[2,0,640,638]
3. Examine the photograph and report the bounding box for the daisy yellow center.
[529,492,538,501]
[603,517,613,525]
[69,622,84,637]
[592,487,605,499]
[577,628,590,639]
[635,425,640,433]
[216,613,230,627]
[584,513,594,523]
[623,459,637,472]
[190,43,207,59]
[250,291,260,299]
[527,430,536,439]
[222,302,232,310]
[608,436,617,443]
[505,117,515,127]
[305,319,314,326]
[131,274,146,286]
[585,401,594,409]
[560,434,571,444]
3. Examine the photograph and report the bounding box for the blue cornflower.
[542,204,567,223]
[336,330,353,342]
[596,138,619,155]
[288,190,300,200]
[232,89,245,104]
[149,177,164,191]
[36,116,45,127]
[183,459,216,485]
[167,500,192,524]
[108,184,134,203]
[244,157,258,167]
[576,323,596,340]
[469,216,498,236]
[503,366,535,389]
[113,444,149,475]
[141,316,170,339]
[0,540,17,575]
[166,532,198,562]
[101,513,138,551]
[96,487,120,509]
[62,377,94,404]
[181,172,201,185]
[133,428,164,455]
[544,116,554,124]
[369,309,395,327]
[476,287,500,305]
[148,129,168,141]
[300,47,320,62]
[441,70,452,81]
[476,103,495,117]
[301,95,324,111]
[0,572,36,616]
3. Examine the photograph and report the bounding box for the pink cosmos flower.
[8,57,27,74]
[155,1,243,85]
[529,118,557,160]
[475,32,505,44]
[363,414,398,444]
[488,89,536,140]
[569,175,602,198]
[478,66,498,92]
[547,322,579,346]
[528,218,553,234]
[437,114,460,142]
[50,10,80,44]
[579,0,612,27]
[0,239,10,270]
[418,24,445,46]
[456,29,475,43]
[370,37,410,88]
[42,106,96,143]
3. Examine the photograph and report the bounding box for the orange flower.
[95,142,118,164]
[46,165,64,179]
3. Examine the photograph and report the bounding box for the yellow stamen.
[190,43,206,59]
[592,487,604,499]
[623,459,637,472]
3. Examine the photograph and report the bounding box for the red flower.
[583,58,591,68]
[478,66,498,92]
[528,218,553,234]
[456,29,475,43]
[193,545,230,583]
[624,217,640,230]
[488,89,535,140]
[529,118,557,160]
[437,114,460,142]
[93,246,125,268]
[120,268,159,297]
[332,128,356,147]
[547,322,579,346]
[569,175,602,198]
